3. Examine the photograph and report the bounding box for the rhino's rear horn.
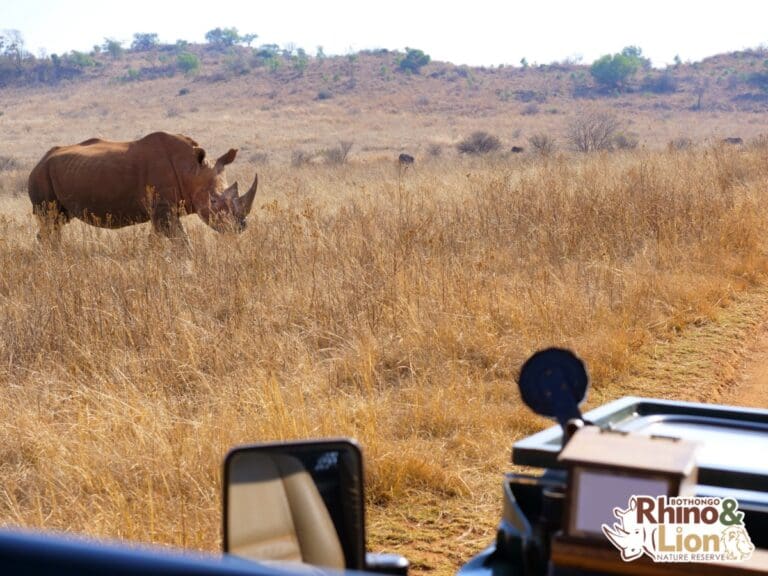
[234,172,258,216]
[221,182,239,202]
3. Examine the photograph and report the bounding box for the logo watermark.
[602,495,754,563]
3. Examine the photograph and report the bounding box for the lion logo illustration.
[721,526,754,561]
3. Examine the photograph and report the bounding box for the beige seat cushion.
[227,452,346,570]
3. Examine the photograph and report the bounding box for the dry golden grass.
[1,145,768,573]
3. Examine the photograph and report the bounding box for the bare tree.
[1,29,26,71]
[457,131,502,155]
[567,111,622,152]
[528,133,557,156]
[693,78,710,111]
[338,140,353,162]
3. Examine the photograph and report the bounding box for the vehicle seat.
[226,452,346,570]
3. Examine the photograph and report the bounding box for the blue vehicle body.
[0,528,341,576]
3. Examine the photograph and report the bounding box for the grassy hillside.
[2,44,768,170]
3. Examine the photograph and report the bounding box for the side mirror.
[223,439,408,575]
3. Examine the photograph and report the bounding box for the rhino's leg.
[151,203,190,248]
[33,200,70,246]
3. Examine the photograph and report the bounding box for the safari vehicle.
[1,349,767,575]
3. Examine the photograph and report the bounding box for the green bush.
[66,51,95,68]
[255,44,279,58]
[266,56,281,73]
[292,48,308,75]
[398,47,430,74]
[176,52,200,74]
[131,33,159,52]
[224,53,250,76]
[590,46,650,91]
[205,27,240,49]
[590,54,635,90]
[102,38,123,59]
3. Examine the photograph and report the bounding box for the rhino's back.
[30,138,157,227]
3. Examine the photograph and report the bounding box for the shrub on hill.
[44,53,85,82]
[131,33,159,52]
[204,28,257,50]
[176,52,200,75]
[67,51,95,68]
[747,69,768,92]
[641,72,677,94]
[398,48,430,74]
[254,44,280,59]
[102,38,124,60]
[224,52,251,76]
[205,27,240,49]
[590,46,650,92]
[292,48,309,75]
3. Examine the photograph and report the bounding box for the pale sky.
[4,0,768,68]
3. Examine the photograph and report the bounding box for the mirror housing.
[223,439,408,575]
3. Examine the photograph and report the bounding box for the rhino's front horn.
[234,172,258,216]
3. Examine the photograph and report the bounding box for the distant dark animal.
[722,137,743,145]
[398,153,415,165]
[28,131,259,243]
[510,146,525,153]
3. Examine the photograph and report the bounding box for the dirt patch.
[719,322,768,409]
[605,285,768,407]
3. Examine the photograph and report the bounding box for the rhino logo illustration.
[602,496,658,561]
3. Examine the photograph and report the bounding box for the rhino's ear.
[214,148,238,173]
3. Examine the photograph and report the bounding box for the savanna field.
[2,46,768,575]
